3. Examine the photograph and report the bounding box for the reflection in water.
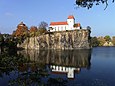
[1,47,115,86]
[0,49,91,86]
[50,65,80,79]
[18,49,91,79]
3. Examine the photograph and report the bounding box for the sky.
[0,0,115,37]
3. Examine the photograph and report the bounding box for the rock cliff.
[17,29,91,49]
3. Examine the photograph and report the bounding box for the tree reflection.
[18,49,91,79]
[18,49,91,68]
[0,49,91,86]
[0,51,27,77]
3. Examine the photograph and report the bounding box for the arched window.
[61,26,63,31]
[58,27,59,31]
[65,26,66,30]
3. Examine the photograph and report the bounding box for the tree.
[97,36,106,46]
[0,34,4,45]
[13,22,28,37]
[29,26,38,37]
[112,36,115,45]
[75,0,114,9]
[104,35,111,42]
[91,36,99,47]
[0,34,4,52]
[29,26,37,33]
[38,21,48,29]
[12,22,29,44]
[12,31,16,37]
[87,26,91,30]
[38,21,48,35]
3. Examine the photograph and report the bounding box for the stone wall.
[17,29,91,49]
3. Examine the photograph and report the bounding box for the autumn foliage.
[30,26,37,33]
[13,22,28,37]
[12,21,48,39]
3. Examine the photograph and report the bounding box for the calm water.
[0,47,115,86]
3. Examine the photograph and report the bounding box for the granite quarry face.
[17,29,91,50]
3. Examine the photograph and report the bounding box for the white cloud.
[5,12,13,17]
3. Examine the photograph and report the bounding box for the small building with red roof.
[49,15,81,32]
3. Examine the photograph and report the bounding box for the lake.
[0,47,115,86]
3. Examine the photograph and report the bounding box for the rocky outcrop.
[17,29,91,49]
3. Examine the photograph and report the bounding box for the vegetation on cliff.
[12,21,48,37]
[12,21,48,44]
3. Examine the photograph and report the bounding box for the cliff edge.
[17,29,91,49]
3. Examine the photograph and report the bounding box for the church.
[49,15,81,32]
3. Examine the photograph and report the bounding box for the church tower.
[67,15,75,30]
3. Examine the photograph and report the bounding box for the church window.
[58,27,59,31]
[55,27,56,31]
[61,26,63,30]
[65,26,66,30]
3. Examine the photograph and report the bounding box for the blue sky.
[0,0,115,36]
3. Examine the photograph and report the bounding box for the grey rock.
[17,29,91,49]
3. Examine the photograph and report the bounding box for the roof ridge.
[50,21,68,26]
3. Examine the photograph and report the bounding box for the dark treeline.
[91,35,115,47]
[0,33,17,52]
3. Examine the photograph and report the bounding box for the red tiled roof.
[50,21,68,26]
[74,23,81,27]
[68,15,74,19]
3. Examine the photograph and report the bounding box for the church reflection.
[50,65,80,79]
[17,49,91,79]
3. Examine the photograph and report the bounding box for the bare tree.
[38,21,48,29]
[38,21,48,34]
